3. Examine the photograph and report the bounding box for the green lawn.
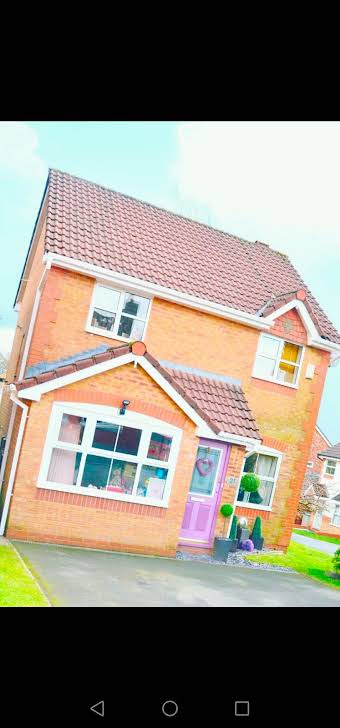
[293,528,340,546]
[246,542,340,589]
[0,545,49,607]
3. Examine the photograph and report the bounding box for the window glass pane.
[256,478,273,506]
[256,454,277,478]
[81,454,112,489]
[244,453,257,473]
[117,316,145,339]
[92,421,119,451]
[189,447,221,495]
[91,308,116,331]
[47,448,82,485]
[137,464,168,499]
[121,293,149,320]
[107,460,137,494]
[259,336,281,357]
[277,361,298,384]
[147,432,172,462]
[94,286,120,313]
[58,414,86,445]
[116,427,141,456]
[281,342,300,364]
[254,355,276,378]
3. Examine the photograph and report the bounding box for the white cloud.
[0,328,15,358]
[0,122,46,179]
[173,122,340,263]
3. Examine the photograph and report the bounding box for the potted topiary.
[250,516,264,550]
[213,503,234,562]
[229,515,239,552]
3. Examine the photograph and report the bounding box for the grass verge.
[293,529,340,546]
[0,544,49,607]
[246,542,340,590]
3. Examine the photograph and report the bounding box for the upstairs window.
[325,459,336,476]
[253,334,303,386]
[88,284,151,341]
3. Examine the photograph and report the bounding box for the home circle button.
[162,700,179,717]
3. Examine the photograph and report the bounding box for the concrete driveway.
[291,531,339,555]
[13,541,340,607]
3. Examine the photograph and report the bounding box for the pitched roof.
[0,352,7,377]
[302,473,328,498]
[318,442,340,460]
[44,169,340,344]
[14,342,261,441]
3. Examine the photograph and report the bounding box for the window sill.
[37,482,169,508]
[236,501,272,512]
[251,375,298,390]
[85,325,144,344]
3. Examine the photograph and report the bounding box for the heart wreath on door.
[196,457,214,476]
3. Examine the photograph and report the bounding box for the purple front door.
[178,439,231,548]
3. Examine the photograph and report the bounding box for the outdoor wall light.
[119,399,131,415]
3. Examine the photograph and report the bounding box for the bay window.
[253,334,303,386]
[39,404,181,507]
[236,451,280,509]
[87,283,151,341]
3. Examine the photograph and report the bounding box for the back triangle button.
[90,701,104,717]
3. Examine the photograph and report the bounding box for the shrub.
[240,473,260,493]
[220,503,233,518]
[252,516,262,539]
[220,503,233,537]
[229,515,238,540]
[240,539,254,551]
[332,548,340,575]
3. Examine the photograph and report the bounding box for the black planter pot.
[230,539,238,553]
[251,536,264,551]
[213,537,233,562]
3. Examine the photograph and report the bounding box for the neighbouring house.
[0,169,340,557]
[297,427,340,535]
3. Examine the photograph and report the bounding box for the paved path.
[13,541,340,607]
[292,532,339,555]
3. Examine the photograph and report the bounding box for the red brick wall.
[307,428,330,475]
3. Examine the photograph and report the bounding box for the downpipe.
[0,393,28,536]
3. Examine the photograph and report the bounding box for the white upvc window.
[331,504,340,527]
[236,450,281,510]
[86,283,151,342]
[325,459,336,476]
[252,334,304,387]
[38,403,182,508]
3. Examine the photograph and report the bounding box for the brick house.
[298,428,340,535]
[0,168,339,557]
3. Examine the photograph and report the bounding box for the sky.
[0,121,339,441]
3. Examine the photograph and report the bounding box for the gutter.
[0,391,28,536]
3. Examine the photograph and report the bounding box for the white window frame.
[235,448,283,511]
[86,281,152,343]
[37,402,182,508]
[331,504,340,527]
[252,333,305,389]
[325,459,336,476]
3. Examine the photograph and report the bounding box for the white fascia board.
[208,430,261,449]
[264,298,340,357]
[44,252,272,332]
[16,353,135,401]
[137,357,217,435]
